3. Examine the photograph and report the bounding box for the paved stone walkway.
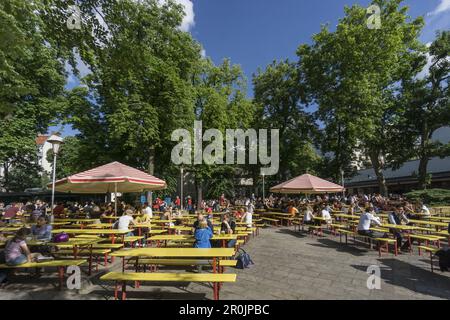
[1,226,450,300]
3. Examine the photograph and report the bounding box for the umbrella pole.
[114,182,118,216]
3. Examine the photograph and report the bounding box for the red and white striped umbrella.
[52,161,166,194]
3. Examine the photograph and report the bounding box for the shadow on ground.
[308,238,369,257]
[275,228,307,238]
[352,259,450,299]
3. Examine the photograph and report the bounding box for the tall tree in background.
[49,0,200,176]
[390,31,450,189]
[253,60,319,187]
[0,0,67,191]
[193,59,254,201]
[298,0,425,195]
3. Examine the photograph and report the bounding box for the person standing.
[174,196,181,209]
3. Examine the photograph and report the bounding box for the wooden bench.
[261,217,280,227]
[373,238,397,257]
[130,258,237,272]
[123,236,145,247]
[337,229,356,244]
[418,246,439,273]
[54,249,112,270]
[0,259,86,289]
[100,272,237,300]
[408,234,446,254]
[307,225,324,237]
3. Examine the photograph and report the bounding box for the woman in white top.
[303,206,315,225]
[118,209,135,236]
[321,206,332,224]
[241,210,253,228]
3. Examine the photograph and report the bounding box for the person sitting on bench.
[4,228,42,266]
[388,206,410,252]
[220,214,237,248]
[357,207,384,239]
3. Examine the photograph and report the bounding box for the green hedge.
[405,189,450,206]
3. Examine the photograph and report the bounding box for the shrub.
[405,189,450,206]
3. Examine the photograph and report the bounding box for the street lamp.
[47,134,64,223]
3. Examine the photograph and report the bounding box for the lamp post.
[47,134,64,223]
[180,167,184,211]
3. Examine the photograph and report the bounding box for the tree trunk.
[369,150,388,196]
[196,179,203,210]
[417,157,429,190]
[3,163,9,192]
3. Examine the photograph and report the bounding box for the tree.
[390,31,450,189]
[253,60,319,187]
[298,0,425,195]
[54,0,200,178]
[191,58,255,202]
[0,157,43,192]
[0,0,67,188]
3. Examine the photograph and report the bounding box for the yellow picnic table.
[333,214,360,220]
[408,219,448,229]
[51,229,131,244]
[54,219,98,223]
[380,224,418,231]
[111,247,235,273]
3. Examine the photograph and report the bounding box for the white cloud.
[428,0,450,16]
[173,0,195,32]
[200,48,206,58]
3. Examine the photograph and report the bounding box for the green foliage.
[389,30,450,188]
[405,189,450,205]
[0,158,43,192]
[253,60,319,183]
[298,0,425,194]
[0,0,67,190]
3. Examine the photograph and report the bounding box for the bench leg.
[104,254,108,267]
[213,283,219,300]
[212,257,217,274]
[114,281,119,300]
[121,281,127,300]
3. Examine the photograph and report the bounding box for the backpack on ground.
[234,248,254,269]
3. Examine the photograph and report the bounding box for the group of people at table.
[296,199,447,252]
[0,198,255,270]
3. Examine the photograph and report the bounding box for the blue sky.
[51,0,450,137]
